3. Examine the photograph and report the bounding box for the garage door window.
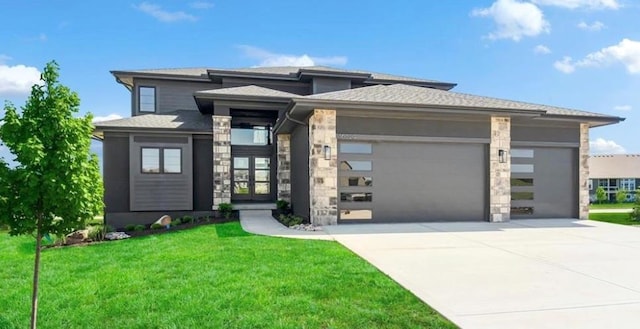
[510,149,535,216]
[340,176,372,187]
[340,143,372,154]
[340,210,372,220]
[340,160,372,171]
[341,192,372,202]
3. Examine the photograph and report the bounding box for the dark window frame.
[141,147,182,174]
[138,86,156,113]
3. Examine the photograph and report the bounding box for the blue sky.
[1,0,639,162]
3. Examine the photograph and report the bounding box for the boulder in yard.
[105,232,131,240]
[154,215,172,226]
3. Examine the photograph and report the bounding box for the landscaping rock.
[289,224,323,232]
[66,229,89,241]
[154,215,172,226]
[105,232,131,240]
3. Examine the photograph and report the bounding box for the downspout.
[274,100,307,133]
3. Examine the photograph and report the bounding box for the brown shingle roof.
[589,154,640,179]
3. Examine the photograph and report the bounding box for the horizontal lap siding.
[129,135,193,211]
[133,78,220,114]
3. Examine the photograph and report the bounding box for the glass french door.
[232,156,271,201]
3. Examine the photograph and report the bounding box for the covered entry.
[338,140,488,223]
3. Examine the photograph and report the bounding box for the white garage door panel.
[370,142,487,222]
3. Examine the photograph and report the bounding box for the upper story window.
[139,86,156,113]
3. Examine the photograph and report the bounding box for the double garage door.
[338,141,577,223]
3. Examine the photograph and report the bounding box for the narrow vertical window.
[163,149,182,173]
[139,86,156,112]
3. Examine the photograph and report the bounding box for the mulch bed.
[44,212,240,249]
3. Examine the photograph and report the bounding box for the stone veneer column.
[308,109,338,226]
[489,116,511,222]
[578,123,590,220]
[212,115,232,207]
[277,134,291,202]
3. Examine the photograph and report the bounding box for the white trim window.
[620,178,636,191]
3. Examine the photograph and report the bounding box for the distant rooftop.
[589,154,640,179]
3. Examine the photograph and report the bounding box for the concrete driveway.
[324,219,640,329]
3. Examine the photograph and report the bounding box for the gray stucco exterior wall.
[290,124,310,220]
[193,136,213,211]
[103,133,130,213]
[337,116,490,139]
[133,78,221,115]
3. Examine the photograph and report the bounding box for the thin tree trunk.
[30,214,42,329]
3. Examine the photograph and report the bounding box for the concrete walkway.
[238,210,333,240]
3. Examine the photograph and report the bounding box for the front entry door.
[232,156,271,201]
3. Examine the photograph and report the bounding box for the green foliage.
[596,186,607,204]
[104,225,115,233]
[134,225,146,232]
[218,203,233,219]
[276,199,290,211]
[181,215,194,224]
[171,218,183,227]
[278,214,303,227]
[87,225,105,241]
[0,61,104,237]
[631,189,640,221]
[615,189,628,204]
[150,223,164,230]
[124,224,136,231]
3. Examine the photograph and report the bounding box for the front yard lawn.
[0,223,456,329]
[589,213,638,226]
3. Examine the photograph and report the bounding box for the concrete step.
[233,203,276,210]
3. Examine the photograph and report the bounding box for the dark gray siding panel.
[193,137,213,211]
[337,116,490,139]
[346,142,487,222]
[290,126,310,220]
[103,134,130,213]
[222,78,310,95]
[312,77,351,94]
[512,124,580,143]
[133,78,220,115]
[129,134,193,211]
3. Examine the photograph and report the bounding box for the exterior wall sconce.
[498,149,507,163]
[324,145,331,160]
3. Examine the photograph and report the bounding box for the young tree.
[631,189,640,221]
[616,189,628,204]
[0,61,103,329]
[596,186,607,204]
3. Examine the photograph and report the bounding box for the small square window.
[139,86,156,113]
[163,149,181,173]
[142,148,160,173]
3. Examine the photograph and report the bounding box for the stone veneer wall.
[308,109,338,226]
[277,134,291,202]
[578,123,590,220]
[489,116,511,222]
[212,115,231,207]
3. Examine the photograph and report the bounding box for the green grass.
[589,212,638,225]
[0,222,455,329]
[589,203,635,209]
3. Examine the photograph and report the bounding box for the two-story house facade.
[94,66,623,228]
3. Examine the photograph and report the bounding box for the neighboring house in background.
[93,66,623,228]
[589,154,640,202]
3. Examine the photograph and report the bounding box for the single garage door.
[511,147,578,219]
[338,141,487,223]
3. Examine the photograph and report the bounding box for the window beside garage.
[338,142,373,221]
[510,149,535,216]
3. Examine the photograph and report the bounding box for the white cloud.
[237,45,348,67]
[590,138,626,154]
[190,1,214,9]
[0,58,42,96]
[133,2,197,22]
[555,39,640,74]
[577,20,605,31]
[534,44,552,54]
[554,56,576,73]
[532,0,619,9]
[471,0,550,41]
[613,105,632,111]
[92,114,123,123]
